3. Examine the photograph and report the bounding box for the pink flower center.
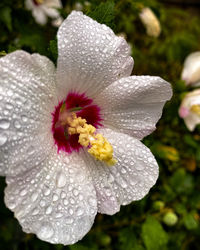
[52,92,102,153]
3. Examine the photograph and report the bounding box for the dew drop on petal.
[20,189,27,196]
[43,188,51,196]
[14,120,21,129]
[0,133,7,146]
[55,212,63,218]
[88,196,96,206]
[45,206,52,215]
[32,208,39,215]
[52,194,59,202]
[0,119,10,129]
[55,171,67,188]
[31,193,38,202]
[66,217,74,224]
[37,223,54,240]
[76,207,84,216]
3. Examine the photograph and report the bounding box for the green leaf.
[48,39,58,63]
[0,6,12,31]
[119,228,144,250]
[183,213,198,230]
[169,169,194,195]
[142,216,168,250]
[87,0,115,29]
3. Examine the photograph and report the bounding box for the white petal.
[45,0,62,8]
[56,11,133,101]
[52,16,63,27]
[95,76,172,140]
[33,8,47,25]
[25,0,34,10]
[184,113,200,131]
[4,149,97,245]
[181,51,200,85]
[41,5,60,19]
[84,128,159,215]
[0,51,57,176]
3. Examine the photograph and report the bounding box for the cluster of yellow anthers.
[190,105,200,115]
[35,0,44,4]
[66,113,117,166]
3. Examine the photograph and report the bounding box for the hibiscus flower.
[0,11,172,245]
[25,0,63,26]
[179,89,200,131]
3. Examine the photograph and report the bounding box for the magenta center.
[52,92,102,153]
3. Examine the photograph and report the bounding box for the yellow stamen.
[67,113,117,166]
[35,0,44,4]
[190,105,200,115]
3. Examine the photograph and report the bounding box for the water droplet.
[37,223,54,240]
[8,201,16,209]
[45,206,52,215]
[0,119,10,129]
[6,103,13,110]
[56,171,67,188]
[63,199,69,206]
[27,146,35,155]
[52,194,59,202]
[14,120,21,129]
[68,208,73,215]
[88,196,96,206]
[76,207,84,216]
[78,194,83,201]
[32,208,39,215]
[73,188,79,196]
[43,188,50,196]
[31,193,38,202]
[40,200,46,207]
[69,197,75,204]
[7,90,13,97]
[0,133,7,146]
[61,191,66,199]
[55,213,63,218]
[65,217,74,224]
[121,167,127,174]
[135,164,145,171]
[20,189,27,196]
[21,115,28,122]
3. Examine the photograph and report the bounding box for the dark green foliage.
[87,0,115,29]
[0,0,200,250]
[142,216,168,250]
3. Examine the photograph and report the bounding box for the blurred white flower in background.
[179,89,200,131]
[139,7,161,38]
[181,52,200,86]
[25,0,63,27]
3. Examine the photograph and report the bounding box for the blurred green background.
[0,0,200,249]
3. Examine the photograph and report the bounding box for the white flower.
[179,89,200,131]
[181,51,200,86]
[25,0,63,26]
[139,7,161,37]
[0,11,172,245]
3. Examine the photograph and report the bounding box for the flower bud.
[153,200,165,211]
[163,212,178,226]
[181,52,200,86]
[139,7,161,37]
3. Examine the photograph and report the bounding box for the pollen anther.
[67,113,117,166]
[190,105,200,115]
